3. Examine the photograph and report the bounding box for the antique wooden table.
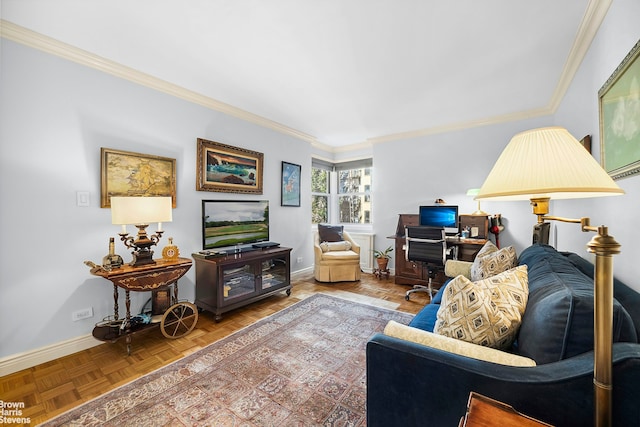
[90,257,195,355]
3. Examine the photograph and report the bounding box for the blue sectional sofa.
[366,244,640,426]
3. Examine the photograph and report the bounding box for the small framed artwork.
[196,138,264,194]
[599,38,640,180]
[281,161,301,207]
[100,148,176,208]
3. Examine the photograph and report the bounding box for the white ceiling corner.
[1,0,610,151]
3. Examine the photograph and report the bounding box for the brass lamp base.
[119,224,164,268]
[528,197,620,427]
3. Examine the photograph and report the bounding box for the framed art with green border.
[599,38,640,180]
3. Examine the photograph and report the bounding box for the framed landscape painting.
[196,138,264,194]
[281,161,301,207]
[599,38,640,180]
[100,148,176,208]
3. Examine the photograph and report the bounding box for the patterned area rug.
[43,294,413,426]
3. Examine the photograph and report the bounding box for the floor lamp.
[475,127,624,427]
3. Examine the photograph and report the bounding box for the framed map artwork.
[100,148,177,208]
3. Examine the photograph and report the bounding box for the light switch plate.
[77,191,90,207]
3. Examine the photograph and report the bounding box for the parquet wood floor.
[0,271,430,424]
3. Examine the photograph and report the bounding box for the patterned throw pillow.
[434,265,529,349]
[476,240,498,258]
[471,245,517,281]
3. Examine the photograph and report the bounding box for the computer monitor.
[419,205,459,234]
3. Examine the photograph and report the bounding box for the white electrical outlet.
[297,257,303,264]
[72,307,93,321]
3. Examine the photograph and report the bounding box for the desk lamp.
[475,126,624,427]
[111,196,173,267]
[466,188,488,216]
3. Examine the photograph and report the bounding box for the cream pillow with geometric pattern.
[434,265,529,350]
[471,245,517,281]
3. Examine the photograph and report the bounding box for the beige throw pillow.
[471,245,517,281]
[384,320,536,367]
[319,241,352,252]
[434,265,529,350]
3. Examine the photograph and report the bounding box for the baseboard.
[291,266,314,276]
[0,334,101,377]
[0,266,336,377]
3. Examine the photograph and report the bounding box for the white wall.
[1,0,639,366]
[551,0,640,288]
[0,39,314,360]
[371,0,640,293]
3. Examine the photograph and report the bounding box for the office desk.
[446,237,487,262]
[392,214,489,286]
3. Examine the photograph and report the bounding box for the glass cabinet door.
[260,256,288,291]
[221,263,256,303]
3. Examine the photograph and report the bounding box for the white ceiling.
[2,0,608,149]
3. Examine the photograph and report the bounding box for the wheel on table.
[160,302,198,339]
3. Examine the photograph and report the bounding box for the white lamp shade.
[111,196,173,225]
[476,127,624,201]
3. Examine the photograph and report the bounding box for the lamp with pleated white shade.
[475,126,624,427]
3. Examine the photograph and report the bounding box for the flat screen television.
[202,200,269,250]
[419,205,459,234]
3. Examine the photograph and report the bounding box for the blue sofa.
[366,244,640,426]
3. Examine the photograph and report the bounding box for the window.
[311,160,331,224]
[312,158,372,225]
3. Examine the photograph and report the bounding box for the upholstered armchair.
[314,225,361,282]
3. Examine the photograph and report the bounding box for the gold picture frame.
[196,138,264,194]
[599,38,640,180]
[100,148,176,208]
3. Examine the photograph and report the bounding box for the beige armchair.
[314,230,361,282]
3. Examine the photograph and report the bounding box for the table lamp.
[475,126,624,427]
[111,196,173,267]
[466,188,488,216]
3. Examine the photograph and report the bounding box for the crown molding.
[0,20,318,146]
[1,0,610,154]
[368,107,552,145]
[546,0,612,111]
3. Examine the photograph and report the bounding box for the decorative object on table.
[281,161,301,206]
[196,138,264,194]
[476,126,624,427]
[599,38,640,180]
[102,237,124,269]
[434,198,446,204]
[161,237,180,261]
[84,260,108,274]
[466,188,488,216]
[489,214,504,248]
[100,148,176,208]
[111,196,173,267]
[373,245,393,279]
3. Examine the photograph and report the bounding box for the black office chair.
[404,226,447,301]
